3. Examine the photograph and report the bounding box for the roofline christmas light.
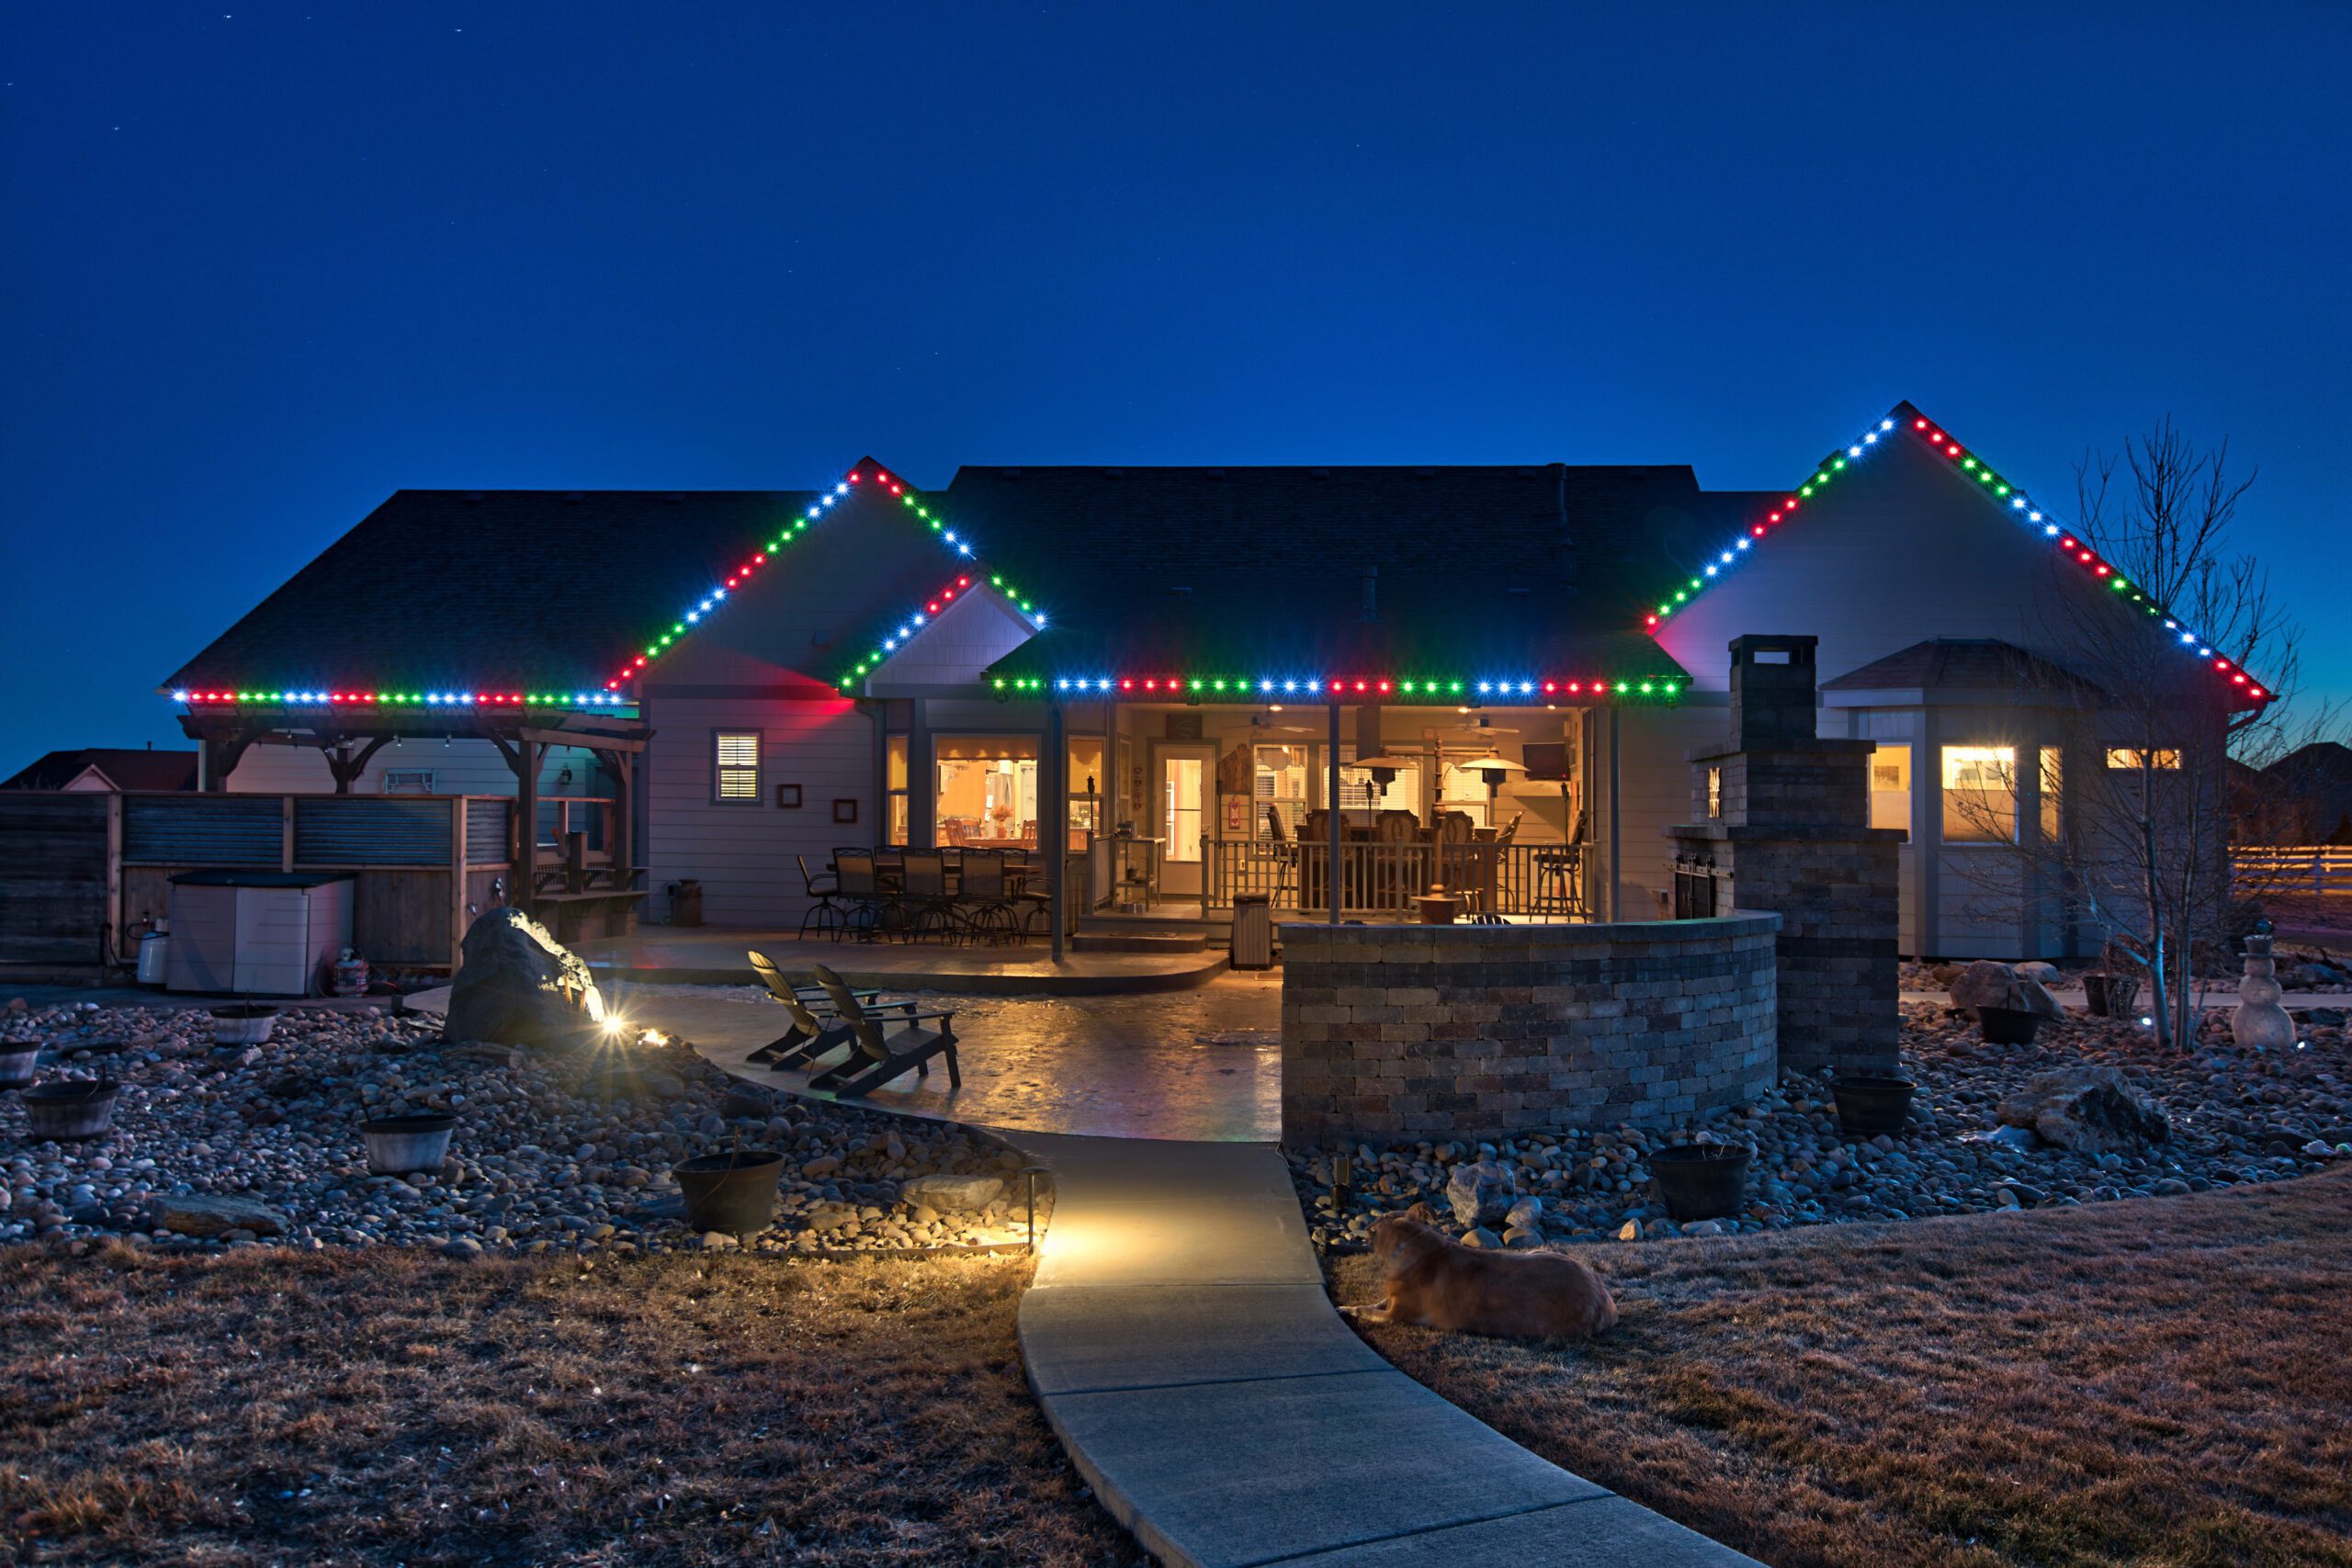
[175,691,629,708]
[988,674,1681,702]
[1642,403,2269,705]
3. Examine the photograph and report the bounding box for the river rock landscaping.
[0,998,1043,1258]
[1290,1001,2351,1249]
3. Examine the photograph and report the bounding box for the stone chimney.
[1668,634,1902,1076]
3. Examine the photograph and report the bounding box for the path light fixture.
[1022,1164,1051,1254]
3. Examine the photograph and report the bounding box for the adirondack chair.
[743,951,910,1068]
[805,964,962,1097]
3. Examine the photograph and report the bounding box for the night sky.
[5,4,2346,758]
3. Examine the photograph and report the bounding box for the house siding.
[226,739,605,800]
[642,694,874,927]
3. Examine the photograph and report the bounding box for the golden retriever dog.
[1340,1202,1616,1339]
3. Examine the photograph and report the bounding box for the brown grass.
[0,1246,1139,1566]
[1334,1168,2352,1568]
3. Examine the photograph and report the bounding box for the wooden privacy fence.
[1203,839,1591,919]
[2234,845,2352,897]
[0,791,629,973]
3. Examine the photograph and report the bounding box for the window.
[2106,748,2183,771]
[713,731,761,804]
[1163,755,1204,863]
[1255,745,1311,839]
[1069,737,1105,842]
[1941,745,2017,843]
[381,769,436,795]
[885,735,910,845]
[1869,744,1911,833]
[2040,746,2063,841]
[934,735,1037,846]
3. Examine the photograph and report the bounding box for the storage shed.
[166,871,355,995]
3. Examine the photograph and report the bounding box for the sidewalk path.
[1012,1132,1757,1567]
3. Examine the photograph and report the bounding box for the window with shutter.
[713,731,762,804]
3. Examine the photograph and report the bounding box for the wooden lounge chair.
[805,964,962,1097]
[743,951,909,1068]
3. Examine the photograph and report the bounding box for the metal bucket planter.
[1648,1144,1750,1223]
[673,1150,785,1235]
[0,1042,40,1091]
[361,1113,458,1175]
[210,1005,280,1046]
[1831,1076,1918,1136]
[2083,974,2141,1019]
[22,1081,120,1142]
[1978,1006,2041,1046]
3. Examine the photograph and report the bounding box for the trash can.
[1230,894,1273,970]
[668,879,704,927]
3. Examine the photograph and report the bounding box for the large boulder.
[899,1173,1005,1213]
[444,908,605,1049]
[1950,961,2023,1012]
[149,1192,289,1238]
[1996,1066,2170,1152]
[2018,976,2066,1021]
[1444,1159,1517,1229]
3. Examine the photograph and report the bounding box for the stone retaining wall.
[1279,914,1781,1145]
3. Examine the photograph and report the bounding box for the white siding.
[1655,433,2104,693]
[1612,704,1723,916]
[642,694,876,927]
[866,587,1036,691]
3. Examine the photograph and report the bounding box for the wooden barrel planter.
[673,1150,785,1235]
[1978,1006,2041,1045]
[1649,1144,1750,1222]
[0,1041,40,1091]
[1831,1076,1917,1136]
[23,1081,120,1142]
[210,1005,280,1046]
[361,1113,458,1175]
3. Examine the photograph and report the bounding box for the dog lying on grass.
[1340,1202,1617,1339]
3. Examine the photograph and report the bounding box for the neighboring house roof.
[950,465,1766,686]
[1821,637,2107,700]
[3,748,198,792]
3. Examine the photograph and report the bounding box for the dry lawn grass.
[1335,1168,2352,1568]
[1,1245,1139,1566]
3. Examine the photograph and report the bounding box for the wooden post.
[1605,705,1622,921]
[515,738,541,920]
[1046,698,1067,964]
[105,793,123,966]
[449,795,469,970]
[1328,700,1343,925]
[280,795,295,873]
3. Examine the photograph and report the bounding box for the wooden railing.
[1204,839,1592,919]
[2234,845,2352,897]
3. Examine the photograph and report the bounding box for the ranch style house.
[159,400,2263,962]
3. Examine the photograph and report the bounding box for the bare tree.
[1941,420,2339,1047]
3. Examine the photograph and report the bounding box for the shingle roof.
[1821,637,2107,697]
[3,748,198,792]
[162,489,823,693]
[940,465,1770,682]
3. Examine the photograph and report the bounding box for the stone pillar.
[1667,635,1903,1076]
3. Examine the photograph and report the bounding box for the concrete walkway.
[1012,1133,1758,1567]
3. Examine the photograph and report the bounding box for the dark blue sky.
[5,3,2346,756]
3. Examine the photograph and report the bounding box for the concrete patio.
[571,927,1229,994]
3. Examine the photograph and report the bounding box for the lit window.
[713,731,761,803]
[2039,747,2062,841]
[2105,748,2182,771]
[1869,744,1911,834]
[885,734,910,845]
[1942,745,2017,843]
[1705,765,1723,819]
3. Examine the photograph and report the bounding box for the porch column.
[1327,700,1343,925]
[1606,705,1622,920]
[1046,697,1067,963]
[908,697,934,847]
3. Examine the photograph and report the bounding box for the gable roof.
[945,464,1764,688]
[1640,399,2272,709]
[1821,637,2108,699]
[4,748,198,792]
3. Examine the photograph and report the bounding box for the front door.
[1156,743,1216,898]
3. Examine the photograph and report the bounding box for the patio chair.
[954,848,1021,944]
[1263,804,1299,904]
[832,848,895,941]
[1531,808,1589,919]
[805,964,962,1097]
[742,951,913,1068]
[797,854,846,940]
[899,846,956,942]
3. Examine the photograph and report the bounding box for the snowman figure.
[2232,919,2296,1050]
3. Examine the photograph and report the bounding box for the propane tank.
[329,947,371,998]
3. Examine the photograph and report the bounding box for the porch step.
[1070,928,1209,954]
